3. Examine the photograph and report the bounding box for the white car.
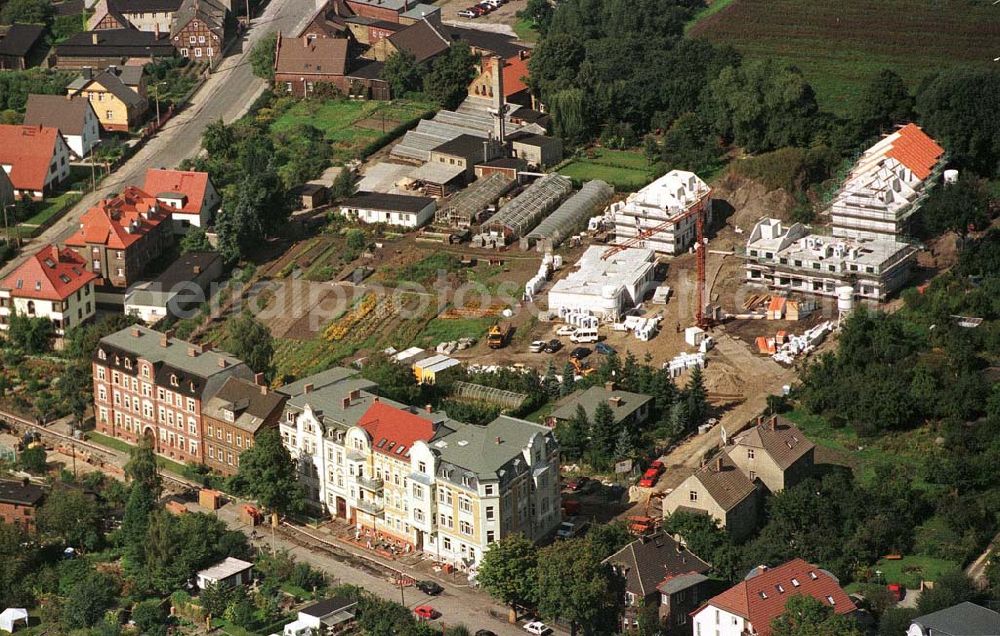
[523,621,552,635]
[555,325,576,337]
[529,340,546,353]
[556,519,581,539]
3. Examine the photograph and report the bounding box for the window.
[749,470,756,481]
[484,484,494,496]
[209,446,215,459]
[791,578,800,587]
[418,461,427,473]
[486,530,495,543]
[414,508,424,523]
[747,449,755,459]
[459,520,473,535]
[189,35,197,43]
[459,497,472,513]
[195,48,202,58]
[438,488,449,504]
[106,110,113,120]
[186,398,195,413]
[413,484,424,498]
[198,35,205,43]
[826,596,835,605]
[776,584,784,593]
[689,491,698,502]
[181,48,188,56]
[485,506,494,520]
[442,537,451,550]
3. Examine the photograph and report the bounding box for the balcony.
[357,475,384,491]
[355,498,384,516]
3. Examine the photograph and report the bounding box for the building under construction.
[609,170,711,255]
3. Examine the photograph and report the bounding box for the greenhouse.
[435,172,515,228]
[474,174,573,247]
[525,179,613,250]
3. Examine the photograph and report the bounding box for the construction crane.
[601,189,713,328]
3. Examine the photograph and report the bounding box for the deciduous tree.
[223,312,274,380]
[536,538,624,635]
[229,428,304,521]
[250,32,277,81]
[476,534,539,615]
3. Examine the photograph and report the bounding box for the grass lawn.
[689,0,1000,114]
[19,192,81,227]
[871,555,960,589]
[414,315,495,348]
[87,431,193,478]
[513,17,539,43]
[558,148,658,191]
[684,0,738,33]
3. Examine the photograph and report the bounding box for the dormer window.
[826,596,835,605]
[170,374,178,387]
[759,591,768,599]
[224,410,234,422]
[791,578,800,587]
[809,572,818,580]
[776,584,784,593]
[124,358,131,369]
[98,349,107,360]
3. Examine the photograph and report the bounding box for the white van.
[570,328,599,343]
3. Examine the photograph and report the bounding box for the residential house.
[278,367,561,567]
[53,29,175,69]
[831,123,945,241]
[376,16,449,63]
[662,454,758,540]
[507,131,563,168]
[273,33,348,97]
[338,191,436,228]
[88,0,183,32]
[429,134,504,181]
[0,479,45,531]
[195,557,253,589]
[282,596,358,636]
[344,0,412,23]
[0,24,46,70]
[547,246,656,321]
[743,217,918,302]
[66,67,149,132]
[603,532,711,633]
[124,250,222,323]
[907,602,1000,636]
[92,324,253,463]
[170,0,232,62]
[0,124,72,200]
[23,94,102,159]
[610,169,712,256]
[142,167,220,231]
[550,384,653,430]
[65,186,174,303]
[691,559,857,636]
[725,415,815,493]
[0,245,98,336]
[297,0,351,39]
[201,375,287,477]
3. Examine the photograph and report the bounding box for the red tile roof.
[65,186,168,250]
[700,559,856,636]
[142,168,212,215]
[886,123,944,180]
[356,401,438,458]
[1,244,97,301]
[501,54,529,98]
[0,125,65,192]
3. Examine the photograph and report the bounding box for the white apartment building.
[830,123,944,241]
[610,169,711,255]
[278,367,561,569]
[744,218,917,301]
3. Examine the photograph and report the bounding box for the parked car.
[457,8,477,17]
[570,346,592,360]
[638,468,660,488]
[414,605,440,620]
[557,517,587,539]
[649,459,665,474]
[887,583,905,602]
[595,342,616,355]
[565,476,590,491]
[544,339,562,353]
[529,340,546,353]
[556,325,577,336]
[416,580,443,595]
[524,621,553,635]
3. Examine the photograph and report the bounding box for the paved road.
[0,0,315,277]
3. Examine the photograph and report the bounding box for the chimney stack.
[160,330,173,347]
[92,32,99,45]
[303,383,314,395]
[51,245,60,262]
[202,343,213,352]
[756,415,763,426]
[495,436,502,444]
[130,326,141,337]
[342,396,350,408]
[193,265,202,275]
[218,358,228,368]
[254,372,265,386]
[714,456,723,472]
[425,404,432,413]
[187,346,198,357]
[605,381,616,392]
[490,55,505,140]
[769,415,778,431]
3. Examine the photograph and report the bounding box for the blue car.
[595,342,616,355]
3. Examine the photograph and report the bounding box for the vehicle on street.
[887,583,905,602]
[595,342,616,355]
[414,605,440,620]
[524,621,553,635]
[569,347,592,360]
[564,476,590,491]
[416,580,443,595]
[556,325,577,336]
[570,328,599,343]
[649,459,665,474]
[457,8,477,17]
[544,339,562,353]
[556,518,587,539]
[529,340,546,353]
[638,468,660,488]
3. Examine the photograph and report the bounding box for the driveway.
[0,0,316,277]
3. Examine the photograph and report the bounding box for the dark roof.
[56,29,175,58]
[731,416,815,471]
[507,131,561,148]
[293,183,327,196]
[387,17,449,63]
[347,58,383,79]
[300,595,356,619]
[80,69,147,108]
[441,23,527,59]
[694,453,757,512]
[146,251,221,289]
[477,157,527,170]
[204,376,287,434]
[0,24,46,57]
[170,0,228,39]
[603,533,710,597]
[511,109,550,125]
[53,0,86,16]
[108,0,183,12]
[432,133,492,158]
[911,602,1000,636]
[0,479,45,506]
[23,94,96,136]
[340,191,434,214]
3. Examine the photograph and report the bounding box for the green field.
[270,98,434,163]
[689,0,1000,114]
[557,148,658,191]
[870,555,960,590]
[513,17,540,43]
[414,316,495,348]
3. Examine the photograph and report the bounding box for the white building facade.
[339,192,436,228]
[610,169,711,255]
[548,246,656,321]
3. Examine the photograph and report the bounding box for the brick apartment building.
[92,325,252,463]
[201,375,287,477]
[0,479,45,532]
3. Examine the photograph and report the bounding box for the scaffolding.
[475,174,572,247]
[525,179,613,250]
[435,172,515,228]
[453,381,528,410]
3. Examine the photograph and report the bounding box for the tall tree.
[476,534,539,617]
[518,0,554,36]
[249,32,277,80]
[37,487,101,550]
[424,42,477,110]
[852,69,914,142]
[685,366,708,428]
[7,313,53,354]
[223,312,274,380]
[62,571,119,630]
[229,428,304,523]
[590,400,617,461]
[556,404,589,461]
[179,226,213,253]
[0,0,53,24]
[381,50,425,96]
[916,176,991,239]
[536,538,624,635]
[771,595,863,636]
[542,361,560,398]
[122,436,161,573]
